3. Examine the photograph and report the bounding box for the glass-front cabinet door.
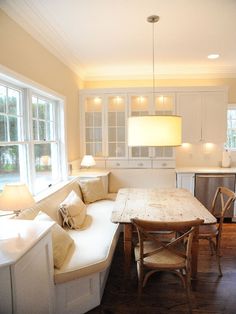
[83,96,103,157]
[107,95,127,158]
[129,95,150,158]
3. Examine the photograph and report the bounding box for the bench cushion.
[54,199,120,284]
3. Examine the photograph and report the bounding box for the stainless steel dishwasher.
[194,173,236,218]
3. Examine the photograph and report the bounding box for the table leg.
[191,226,199,279]
[123,224,133,274]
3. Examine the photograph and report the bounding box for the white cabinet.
[176,173,195,194]
[80,89,177,164]
[203,92,227,143]
[80,87,228,167]
[0,220,55,314]
[177,90,227,143]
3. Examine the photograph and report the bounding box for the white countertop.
[0,220,54,267]
[176,167,236,174]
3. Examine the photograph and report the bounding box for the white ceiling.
[1,0,236,80]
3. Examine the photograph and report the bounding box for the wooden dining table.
[111,187,217,278]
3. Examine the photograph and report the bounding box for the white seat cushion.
[54,199,120,284]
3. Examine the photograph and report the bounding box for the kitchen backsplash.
[176,143,236,167]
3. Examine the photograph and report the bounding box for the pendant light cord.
[147,15,159,107]
[152,20,155,107]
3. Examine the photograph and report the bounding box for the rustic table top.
[112,188,216,224]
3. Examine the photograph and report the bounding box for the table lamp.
[80,155,96,169]
[0,183,36,216]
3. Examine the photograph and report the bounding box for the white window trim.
[0,65,68,194]
[226,104,236,151]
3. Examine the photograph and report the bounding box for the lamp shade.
[128,115,182,147]
[0,183,35,211]
[80,155,96,168]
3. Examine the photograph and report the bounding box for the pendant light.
[128,15,182,147]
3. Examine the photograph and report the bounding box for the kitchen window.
[226,105,236,150]
[0,77,67,194]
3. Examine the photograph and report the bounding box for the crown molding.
[1,1,236,82]
[0,0,85,80]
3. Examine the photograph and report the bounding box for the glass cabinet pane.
[85,112,93,127]
[84,97,103,157]
[108,112,116,126]
[94,112,102,126]
[117,112,125,126]
[155,146,173,158]
[107,96,126,158]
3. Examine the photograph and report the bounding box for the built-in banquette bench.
[16,177,121,314]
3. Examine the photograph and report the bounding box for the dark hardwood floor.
[88,224,236,314]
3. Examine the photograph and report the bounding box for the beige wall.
[0,9,82,162]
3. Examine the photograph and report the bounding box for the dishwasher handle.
[196,174,236,178]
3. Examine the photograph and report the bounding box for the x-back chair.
[198,186,236,276]
[131,218,204,313]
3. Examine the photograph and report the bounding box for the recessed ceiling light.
[208,54,220,59]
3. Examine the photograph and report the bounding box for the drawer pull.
[116,163,120,166]
[137,163,143,167]
[162,163,167,167]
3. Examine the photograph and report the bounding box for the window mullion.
[25,89,36,193]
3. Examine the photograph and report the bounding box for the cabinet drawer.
[128,160,152,168]
[106,160,129,168]
[153,160,176,169]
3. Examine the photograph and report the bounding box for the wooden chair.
[131,218,204,313]
[198,186,236,276]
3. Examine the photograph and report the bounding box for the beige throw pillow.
[34,211,74,269]
[59,190,87,229]
[79,178,107,204]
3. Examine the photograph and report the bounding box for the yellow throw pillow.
[79,178,107,204]
[16,206,39,220]
[34,211,74,269]
[59,190,87,229]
